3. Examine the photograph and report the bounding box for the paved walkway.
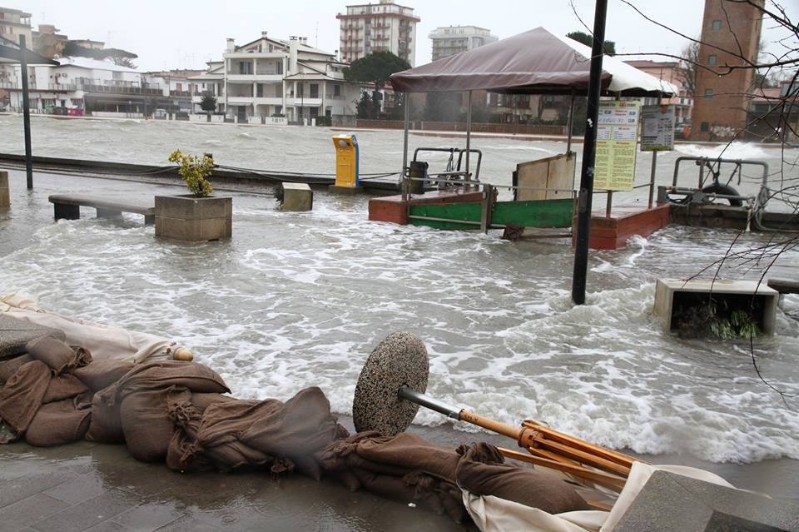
[0,419,482,532]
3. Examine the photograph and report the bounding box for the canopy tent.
[389,27,677,97]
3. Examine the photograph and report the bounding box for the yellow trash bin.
[332,134,360,188]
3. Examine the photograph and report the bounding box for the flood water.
[1,115,798,497]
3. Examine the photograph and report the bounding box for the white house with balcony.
[210,32,361,125]
[1,56,173,117]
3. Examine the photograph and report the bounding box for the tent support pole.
[466,91,472,185]
[401,93,410,202]
[572,0,609,305]
[566,90,575,154]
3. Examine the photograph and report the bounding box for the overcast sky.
[2,1,795,71]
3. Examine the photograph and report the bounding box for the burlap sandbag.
[0,360,51,433]
[196,398,277,472]
[114,360,230,401]
[318,431,466,522]
[121,386,189,463]
[0,354,33,384]
[42,373,88,404]
[455,442,591,513]
[25,394,92,447]
[238,387,342,480]
[72,358,134,393]
[85,383,125,443]
[25,336,91,375]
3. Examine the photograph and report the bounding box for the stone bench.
[49,194,155,225]
[766,277,799,294]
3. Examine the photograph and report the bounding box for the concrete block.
[155,195,232,242]
[279,182,313,211]
[654,278,779,335]
[0,170,9,208]
[614,470,799,531]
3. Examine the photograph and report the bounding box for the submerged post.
[19,35,33,190]
[572,0,609,305]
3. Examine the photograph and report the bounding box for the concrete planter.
[654,278,778,336]
[155,195,232,242]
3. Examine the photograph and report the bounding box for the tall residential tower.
[337,1,420,66]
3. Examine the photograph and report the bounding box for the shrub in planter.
[168,149,214,197]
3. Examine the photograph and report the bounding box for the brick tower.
[691,0,764,141]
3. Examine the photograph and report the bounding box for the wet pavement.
[0,418,487,532]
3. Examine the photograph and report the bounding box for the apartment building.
[0,6,32,46]
[624,60,692,126]
[691,0,764,140]
[337,0,420,66]
[210,33,360,124]
[429,26,497,62]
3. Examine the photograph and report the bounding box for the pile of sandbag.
[0,335,590,524]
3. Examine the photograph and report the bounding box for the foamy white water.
[1,115,798,465]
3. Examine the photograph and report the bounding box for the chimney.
[261,31,268,39]
[289,37,299,73]
[226,38,235,53]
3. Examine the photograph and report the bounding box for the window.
[238,62,252,75]
[310,84,319,98]
[701,122,709,132]
[333,84,341,97]
[708,55,717,66]
[711,19,722,31]
[704,88,714,98]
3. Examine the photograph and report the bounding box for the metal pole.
[566,91,575,154]
[466,91,472,184]
[647,96,663,208]
[401,93,410,202]
[571,0,609,305]
[19,35,33,189]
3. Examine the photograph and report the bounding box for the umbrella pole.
[566,90,575,154]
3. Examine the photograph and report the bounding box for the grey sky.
[2,1,795,71]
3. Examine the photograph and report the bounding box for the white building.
[337,0,420,66]
[0,56,187,117]
[429,26,497,61]
[0,6,32,46]
[200,32,361,125]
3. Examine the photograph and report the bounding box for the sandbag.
[73,358,134,392]
[85,383,125,443]
[26,336,91,375]
[114,360,230,401]
[197,398,278,472]
[0,360,51,433]
[317,431,466,523]
[0,354,33,384]
[455,442,591,514]
[121,386,188,463]
[25,394,92,447]
[42,373,88,404]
